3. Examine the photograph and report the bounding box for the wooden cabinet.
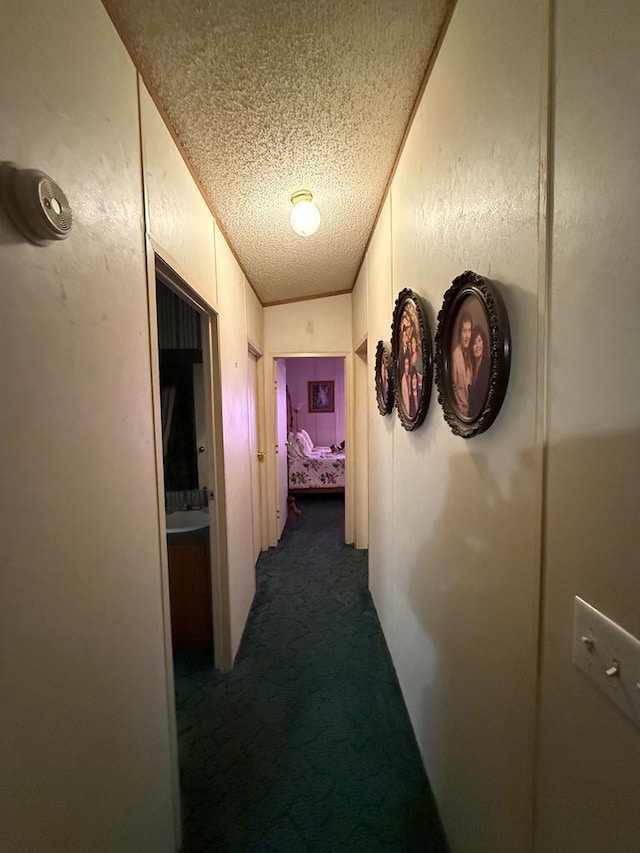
[167,540,213,653]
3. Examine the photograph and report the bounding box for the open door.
[247,348,263,563]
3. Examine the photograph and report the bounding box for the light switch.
[572,596,640,728]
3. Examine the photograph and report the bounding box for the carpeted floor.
[175,493,448,852]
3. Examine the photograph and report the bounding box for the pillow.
[299,428,313,449]
[294,436,309,457]
[296,430,313,454]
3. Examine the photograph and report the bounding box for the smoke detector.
[0,162,73,246]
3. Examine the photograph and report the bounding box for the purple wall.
[285,357,345,447]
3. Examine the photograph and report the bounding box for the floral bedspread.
[288,452,345,489]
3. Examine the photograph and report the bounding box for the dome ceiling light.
[289,190,321,237]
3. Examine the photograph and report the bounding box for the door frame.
[273,357,289,540]
[265,351,354,546]
[247,341,267,556]
[144,238,232,844]
[354,335,369,549]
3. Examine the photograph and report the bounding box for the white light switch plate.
[573,596,640,727]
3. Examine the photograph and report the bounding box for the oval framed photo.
[434,270,511,438]
[390,288,433,431]
[375,340,394,415]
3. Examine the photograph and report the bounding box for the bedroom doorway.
[274,355,347,539]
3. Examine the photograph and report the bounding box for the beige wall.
[245,280,264,353]
[352,262,368,347]
[353,346,369,549]
[141,59,262,665]
[140,84,217,307]
[264,293,353,353]
[363,1,640,851]
[364,0,547,849]
[215,224,258,657]
[0,0,263,847]
[0,1,175,850]
[352,264,369,548]
[367,198,395,626]
[535,2,640,850]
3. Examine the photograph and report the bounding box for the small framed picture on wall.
[390,288,433,431]
[434,269,511,438]
[375,340,394,415]
[308,380,335,413]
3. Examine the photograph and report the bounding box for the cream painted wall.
[352,262,368,347]
[353,347,369,550]
[245,280,264,353]
[365,0,546,849]
[139,83,217,308]
[535,3,640,850]
[0,1,175,850]
[0,1,267,846]
[352,263,369,549]
[263,294,354,545]
[215,224,258,658]
[366,198,396,628]
[141,70,261,664]
[265,293,353,353]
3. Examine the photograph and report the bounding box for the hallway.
[175,494,448,852]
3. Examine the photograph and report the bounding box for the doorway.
[148,253,231,849]
[156,276,213,658]
[151,255,230,671]
[275,355,347,539]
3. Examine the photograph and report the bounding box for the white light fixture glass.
[290,190,321,237]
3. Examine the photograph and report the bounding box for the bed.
[287,429,345,493]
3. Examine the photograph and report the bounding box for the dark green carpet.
[175,493,448,852]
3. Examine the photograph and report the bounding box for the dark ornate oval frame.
[434,270,511,438]
[374,340,394,415]
[390,288,433,431]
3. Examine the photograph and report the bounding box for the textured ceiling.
[105,0,451,304]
